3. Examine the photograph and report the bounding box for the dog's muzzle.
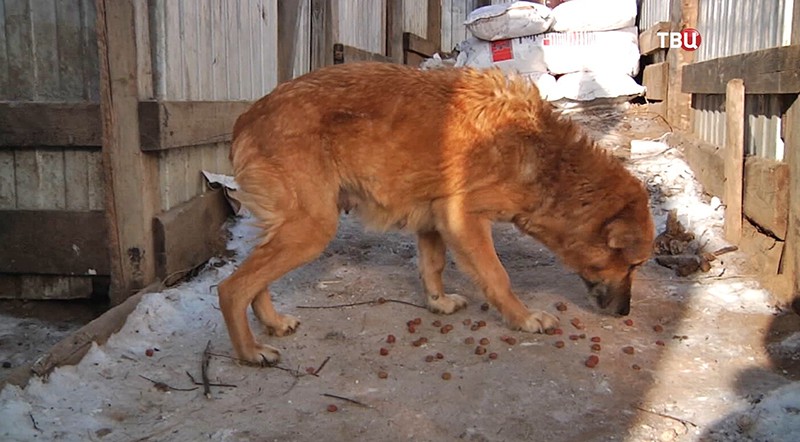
[581,277,631,316]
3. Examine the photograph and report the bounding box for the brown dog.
[218,63,655,364]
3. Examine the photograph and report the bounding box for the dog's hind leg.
[218,210,338,365]
[439,216,558,333]
[417,231,468,314]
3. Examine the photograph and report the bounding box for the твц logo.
[656,28,702,51]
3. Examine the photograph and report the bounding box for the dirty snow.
[1,107,798,442]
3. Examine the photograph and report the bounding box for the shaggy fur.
[218,63,655,364]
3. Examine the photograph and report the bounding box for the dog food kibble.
[413,318,422,325]
[379,347,390,356]
[579,333,586,339]
[554,341,565,348]
[632,364,641,371]
[463,319,472,326]
[475,346,487,355]
[489,352,498,359]
[440,324,454,334]
[425,355,435,363]
[407,324,416,333]
[591,343,602,352]
[441,372,452,380]
[570,318,585,330]
[477,320,487,327]
[623,319,634,326]
[554,328,563,335]
[432,320,442,327]
[656,340,666,346]
[327,404,338,412]
[145,348,154,357]
[465,337,475,345]
[585,355,600,368]
[622,346,635,355]
[569,334,580,341]
[545,328,556,335]
[479,338,490,346]
[505,337,517,345]
[590,336,601,343]
[653,324,664,333]
[470,324,480,331]
[436,352,444,359]
[555,302,568,312]
[481,303,490,311]
[378,371,388,379]
[412,337,428,347]
[386,334,396,344]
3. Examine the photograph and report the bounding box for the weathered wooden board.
[643,62,668,101]
[0,210,109,275]
[403,32,438,58]
[0,275,94,300]
[682,45,800,95]
[724,79,745,243]
[13,148,66,210]
[743,157,789,240]
[0,102,103,147]
[333,44,392,64]
[0,150,15,209]
[153,189,232,280]
[639,21,672,56]
[138,100,252,151]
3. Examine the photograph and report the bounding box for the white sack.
[551,0,637,32]
[456,36,547,75]
[522,71,557,99]
[540,27,640,76]
[547,71,645,102]
[465,1,554,41]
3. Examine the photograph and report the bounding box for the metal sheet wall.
[638,0,671,30]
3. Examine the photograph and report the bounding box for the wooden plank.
[333,44,393,64]
[198,0,212,99]
[740,219,784,276]
[386,0,405,63]
[278,0,304,82]
[223,0,240,99]
[138,100,252,151]
[427,0,442,50]
[666,0,698,131]
[0,150,16,209]
[163,0,183,99]
[87,149,104,210]
[210,0,227,98]
[639,21,672,56]
[153,189,231,281]
[0,102,103,147]
[403,32,438,58]
[0,275,94,300]
[666,132,724,198]
[133,0,153,99]
[64,148,91,211]
[787,0,800,303]
[13,149,66,210]
[55,0,85,100]
[724,79,745,244]
[0,210,109,275]
[682,45,800,94]
[4,0,34,100]
[80,0,100,101]
[743,157,789,240]
[30,0,60,99]
[96,0,160,304]
[238,0,254,97]
[311,0,337,69]
[0,2,8,95]
[404,50,427,67]
[643,62,668,101]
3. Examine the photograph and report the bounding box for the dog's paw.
[266,314,300,337]
[514,310,559,333]
[240,342,282,366]
[427,293,468,314]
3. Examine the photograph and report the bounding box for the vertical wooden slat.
[724,78,745,244]
[133,0,153,99]
[14,149,66,210]
[440,0,451,52]
[56,0,85,99]
[225,0,241,99]
[198,0,212,99]
[0,1,8,94]
[427,0,442,51]
[64,148,91,211]
[164,0,183,99]
[386,0,404,63]
[0,150,16,209]
[786,0,800,304]
[183,0,199,100]
[311,0,337,70]
[148,0,166,99]
[239,0,253,98]
[5,0,34,100]
[96,0,159,303]
[87,149,104,210]
[30,0,60,100]
[80,0,100,101]
[278,0,303,82]
[211,0,227,98]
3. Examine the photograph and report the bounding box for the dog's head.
[573,209,655,316]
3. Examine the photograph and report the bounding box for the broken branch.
[297,297,426,310]
[323,393,371,408]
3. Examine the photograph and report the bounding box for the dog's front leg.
[416,230,468,314]
[439,216,558,333]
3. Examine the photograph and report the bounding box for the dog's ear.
[605,219,650,262]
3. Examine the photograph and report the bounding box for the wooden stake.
[724,78,745,243]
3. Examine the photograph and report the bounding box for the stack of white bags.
[455,0,645,105]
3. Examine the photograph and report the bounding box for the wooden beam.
[639,21,672,56]
[744,157,790,240]
[667,131,725,197]
[333,44,392,65]
[787,0,800,303]
[278,0,303,82]
[386,0,404,64]
[96,0,160,304]
[427,0,442,52]
[0,275,95,300]
[0,102,102,147]
[665,0,698,131]
[403,32,439,58]
[724,79,745,244]
[682,45,800,94]
[311,0,337,70]
[138,100,252,151]
[642,62,668,101]
[0,210,109,275]
[153,189,231,281]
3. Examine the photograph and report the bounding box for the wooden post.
[787,0,800,300]
[427,0,442,52]
[96,0,159,304]
[666,0,699,131]
[386,0,404,63]
[724,79,745,244]
[278,0,303,82]
[311,0,337,70]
